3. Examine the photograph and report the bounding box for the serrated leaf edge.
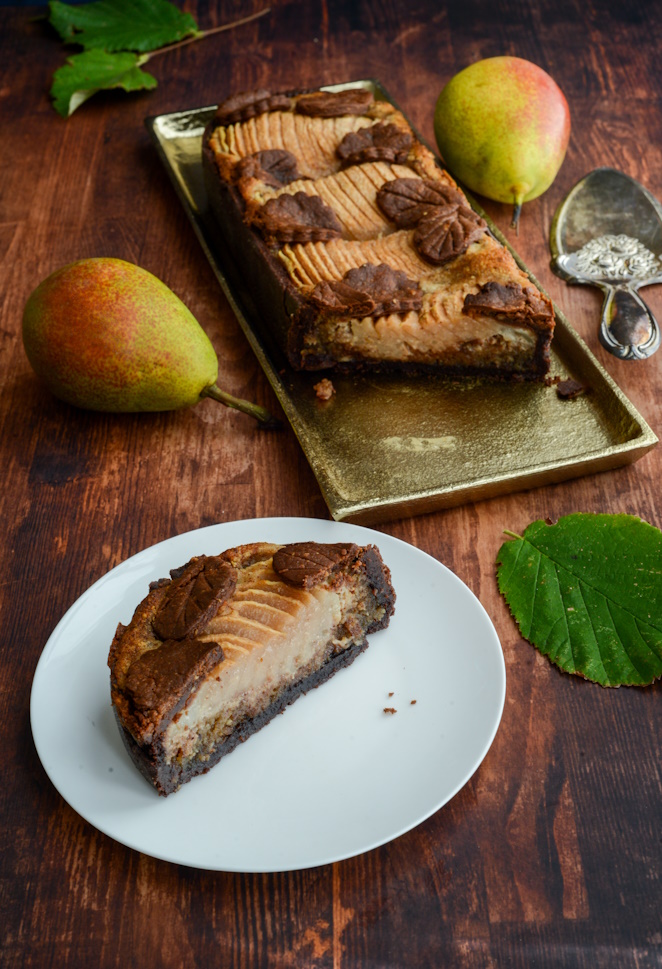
[497,530,662,688]
[51,51,157,117]
[525,531,662,635]
[48,0,200,53]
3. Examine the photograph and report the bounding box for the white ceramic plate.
[31,517,505,872]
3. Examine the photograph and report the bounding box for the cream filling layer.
[312,312,536,362]
[161,579,352,763]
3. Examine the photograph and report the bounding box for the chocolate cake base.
[114,632,371,796]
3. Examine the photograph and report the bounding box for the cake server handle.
[598,284,661,360]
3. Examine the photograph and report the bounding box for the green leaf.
[51,49,157,117]
[48,0,200,53]
[496,513,662,687]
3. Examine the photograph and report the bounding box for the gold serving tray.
[146,80,657,524]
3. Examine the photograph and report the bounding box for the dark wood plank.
[1,1,661,967]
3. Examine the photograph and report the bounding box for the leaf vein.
[522,535,662,632]
[577,579,609,682]
[602,596,650,679]
[633,615,662,661]
[527,548,543,637]
[550,562,573,670]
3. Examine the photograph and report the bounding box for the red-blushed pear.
[434,56,570,230]
[22,258,278,426]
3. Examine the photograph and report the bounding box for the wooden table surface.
[2,1,661,966]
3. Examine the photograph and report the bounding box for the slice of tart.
[108,541,395,796]
[202,85,555,379]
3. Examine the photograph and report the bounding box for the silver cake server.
[550,167,662,360]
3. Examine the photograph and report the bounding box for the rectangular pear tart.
[202,84,555,378]
[108,541,395,795]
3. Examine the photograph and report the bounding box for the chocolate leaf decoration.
[310,263,423,317]
[496,513,662,687]
[464,281,553,326]
[215,89,292,126]
[376,177,465,228]
[336,122,412,166]
[125,638,225,740]
[414,206,486,265]
[273,542,358,588]
[251,192,342,245]
[235,149,301,188]
[310,281,374,319]
[153,556,237,641]
[296,88,373,118]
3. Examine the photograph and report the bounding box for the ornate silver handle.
[598,284,660,360]
[552,234,662,361]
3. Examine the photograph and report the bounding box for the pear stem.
[201,383,281,429]
[144,8,271,61]
[511,201,523,234]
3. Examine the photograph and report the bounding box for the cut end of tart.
[109,541,395,796]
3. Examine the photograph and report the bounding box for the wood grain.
[1,1,661,967]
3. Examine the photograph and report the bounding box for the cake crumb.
[556,377,588,400]
[314,378,335,401]
[383,707,397,714]
[410,699,417,705]
[388,691,394,697]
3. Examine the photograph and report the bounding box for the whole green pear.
[434,56,570,228]
[22,257,277,425]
